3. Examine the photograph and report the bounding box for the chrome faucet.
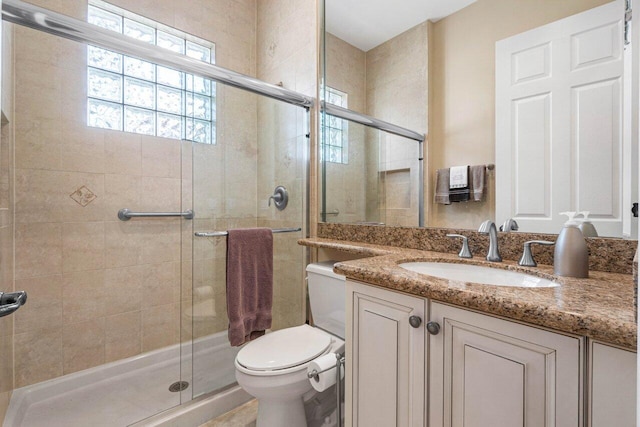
[500,218,519,232]
[478,220,502,262]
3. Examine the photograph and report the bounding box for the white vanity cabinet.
[588,341,636,426]
[346,280,591,427]
[346,280,426,427]
[429,301,583,427]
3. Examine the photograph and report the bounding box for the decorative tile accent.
[69,186,97,207]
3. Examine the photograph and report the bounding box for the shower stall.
[0,0,313,425]
[320,102,425,227]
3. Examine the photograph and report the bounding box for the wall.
[427,0,610,229]
[256,0,317,329]
[0,21,15,421]
[324,22,428,227]
[324,33,367,223]
[366,22,427,226]
[11,0,258,388]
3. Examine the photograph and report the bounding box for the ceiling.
[325,0,477,52]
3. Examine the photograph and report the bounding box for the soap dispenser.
[577,211,598,237]
[554,212,589,278]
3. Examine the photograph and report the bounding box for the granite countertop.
[299,238,637,350]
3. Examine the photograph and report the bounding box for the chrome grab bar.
[195,227,301,237]
[0,291,27,317]
[118,208,194,221]
[321,209,339,216]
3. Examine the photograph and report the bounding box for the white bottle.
[554,212,589,278]
[577,211,598,237]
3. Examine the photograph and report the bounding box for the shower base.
[3,331,242,427]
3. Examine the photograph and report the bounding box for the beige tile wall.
[324,22,428,227]
[0,22,15,422]
[256,0,317,330]
[365,22,427,227]
[324,34,368,224]
[12,25,187,386]
[10,0,315,395]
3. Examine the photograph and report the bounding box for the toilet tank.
[306,261,346,339]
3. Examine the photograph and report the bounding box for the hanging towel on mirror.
[449,165,469,189]
[226,228,273,347]
[435,168,451,204]
[470,165,486,201]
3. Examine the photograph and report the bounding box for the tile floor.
[200,399,258,427]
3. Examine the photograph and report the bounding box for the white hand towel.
[449,165,469,189]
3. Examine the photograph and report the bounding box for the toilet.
[234,261,346,427]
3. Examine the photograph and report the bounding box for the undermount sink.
[398,262,559,288]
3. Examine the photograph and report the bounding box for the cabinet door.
[589,341,636,427]
[429,302,583,427]
[346,280,425,427]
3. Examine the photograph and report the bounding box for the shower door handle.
[0,291,27,317]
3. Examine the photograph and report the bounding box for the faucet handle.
[518,240,555,267]
[446,234,472,259]
[500,218,519,232]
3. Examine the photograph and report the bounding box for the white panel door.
[345,280,425,427]
[496,0,630,236]
[429,302,583,427]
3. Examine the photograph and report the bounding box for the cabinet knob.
[426,321,441,335]
[409,315,422,328]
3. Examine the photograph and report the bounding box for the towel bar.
[321,209,340,216]
[118,208,194,221]
[194,227,301,237]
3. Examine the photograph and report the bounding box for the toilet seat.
[236,325,332,372]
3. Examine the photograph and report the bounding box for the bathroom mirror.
[321,0,638,238]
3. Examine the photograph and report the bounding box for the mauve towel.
[226,228,273,347]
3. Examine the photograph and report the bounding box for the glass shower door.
[189,84,307,398]
[8,22,187,426]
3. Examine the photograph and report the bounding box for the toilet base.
[257,396,307,427]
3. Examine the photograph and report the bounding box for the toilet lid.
[236,325,332,371]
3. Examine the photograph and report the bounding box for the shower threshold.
[4,331,240,427]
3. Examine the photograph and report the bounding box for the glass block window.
[322,87,348,164]
[87,1,216,144]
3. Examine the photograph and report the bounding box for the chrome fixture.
[0,291,27,317]
[446,234,472,259]
[118,209,194,221]
[478,220,502,262]
[195,227,301,238]
[306,352,345,427]
[168,381,189,392]
[426,321,440,335]
[321,209,340,216]
[500,218,519,232]
[518,240,555,267]
[268,186,289,211]
[322,101,424,142]
[409,316,422,328]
